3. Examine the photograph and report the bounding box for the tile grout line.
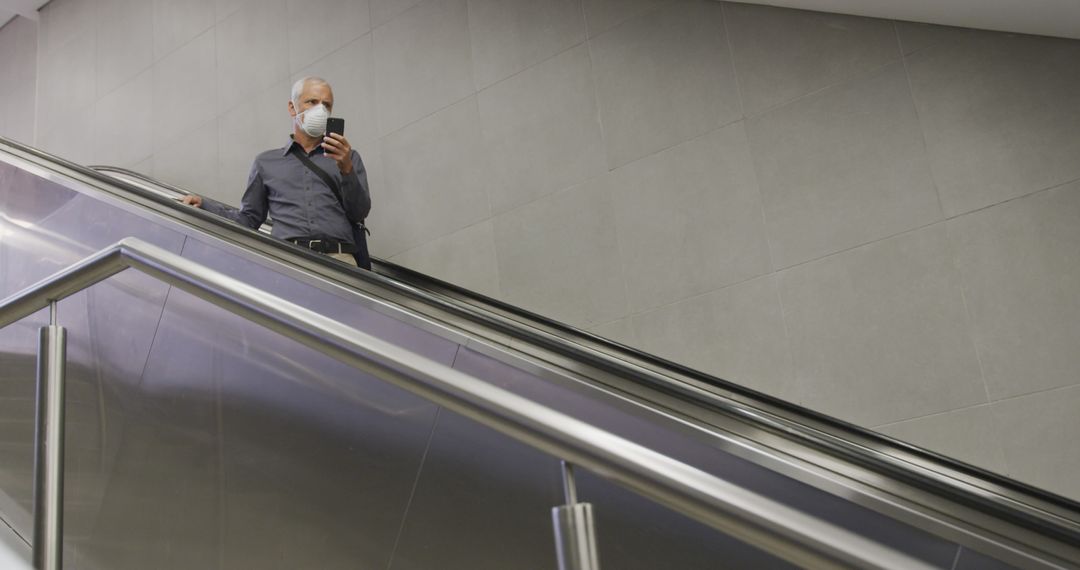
[457,0,497,230]
[990,381,1080,405]
[949,223,995,409]
[871,380,1080,430]
[598,271,777,333]
[871,400,993,430]
[774,216,945,274]
[893,19,949,222]
[943,174,1080,222]
[739,50,906,123]
[490,110,748,224]
[579,0,634,324]
[765,172,1080,275]
[719,1,780,277]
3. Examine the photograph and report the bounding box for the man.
[182,76,370,266]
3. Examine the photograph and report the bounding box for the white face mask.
[295,103,329,137]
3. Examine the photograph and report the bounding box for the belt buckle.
[308,239,323,251]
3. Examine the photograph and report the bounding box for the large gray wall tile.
[895,21,961,56]
[285,0,370,74]
[747,63,942,269]
[907,28,1080,217]
[874,405,1008,475]
[947,181,1080,400]
[153,119,219,196]
[94,69,153,168]
[214,0,247,21]
[478,44,606,214]
[153,0,215,61]
[376,96,490,256]
[590,0,740,169]
[373,0,473,136]
[153,29,216,151]
[467,0,585,90]
[0,31,12,140]
[36,104,96,165]
[38,0,96,56]
[779,225,986,427]
[216,80,293,204]
[631,276,796,400]
[0,16,36,86]
[390,221,501,299]
[95,0,154,97]
[494,177,627,329]
[993,385,1080,501]
[292,33,378,146]
[36,30,96,138]
[131,156,153,177]
[0,17,36,144]
[725,2,900,116]
[216,0,290,114]
[612,122,771,312]
[583,0,670,37]
[371,0,424,27]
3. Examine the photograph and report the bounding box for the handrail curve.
[0,238,935,570]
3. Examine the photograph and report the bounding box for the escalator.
[1,136,1078,569]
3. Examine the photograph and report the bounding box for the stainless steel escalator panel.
[449,346,969,568]
[0,165,459,568]
[388,408,565,570]
[0,163,187,559]
[0,310,43,544]
[59,283,442,570]
[392,404,800,570]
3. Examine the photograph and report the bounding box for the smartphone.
[326,117,345,137]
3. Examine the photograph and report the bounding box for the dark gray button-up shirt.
[203,137,371,244]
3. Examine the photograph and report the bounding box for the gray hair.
[291,76,329,106]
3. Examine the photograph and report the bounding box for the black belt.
[289,238,356,254]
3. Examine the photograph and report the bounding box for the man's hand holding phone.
[321,118,352,174]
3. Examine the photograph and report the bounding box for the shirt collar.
[282,135,326,157]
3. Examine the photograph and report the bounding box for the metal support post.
[33,302,66,570]
[552,461,600,570]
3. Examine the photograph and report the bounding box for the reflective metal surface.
[2,137,1076,569]
[32,321,65,570]
[552,502,600,570]
[1,236,946,569]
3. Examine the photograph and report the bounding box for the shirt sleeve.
[340,150,371,223]
[201,162,269,231]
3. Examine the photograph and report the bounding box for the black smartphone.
[326,117,345,137]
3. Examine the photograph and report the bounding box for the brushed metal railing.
[0,238,935,570]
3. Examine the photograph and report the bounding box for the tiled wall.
[1,0,1079,501]
[0,16,35,144]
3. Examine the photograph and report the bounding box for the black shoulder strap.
[289,145,355,223]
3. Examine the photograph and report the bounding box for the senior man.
[182,76,371,267]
